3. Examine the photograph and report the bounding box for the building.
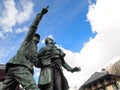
[0,64,23,90]
[79,71,120,90]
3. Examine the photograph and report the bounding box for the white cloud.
[15,26,28,33]
[41,34,54,44]
[86,0,120,64]
[87,0,120,33]
[16,0,34,24]
[0,0,34,39]
[0,0,17,33]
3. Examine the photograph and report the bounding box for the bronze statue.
[36,37,80,90]
[0,7,48,90]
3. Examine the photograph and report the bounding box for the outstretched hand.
[41,6,49,15]
[71,67,81,73]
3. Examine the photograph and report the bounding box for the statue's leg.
[0,69,18,90]
[54,70,62,90]
[13,66,38,90]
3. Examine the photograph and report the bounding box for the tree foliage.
[109,60,120,75]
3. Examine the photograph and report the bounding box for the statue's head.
[45,37,56,45]
[33,33,40,44]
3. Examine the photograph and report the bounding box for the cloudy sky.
[0,0,120,90]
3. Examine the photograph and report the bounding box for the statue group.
[0,7,80,90]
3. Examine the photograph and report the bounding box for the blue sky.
[1,0,120,90]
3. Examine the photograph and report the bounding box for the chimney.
[101,68,109,74]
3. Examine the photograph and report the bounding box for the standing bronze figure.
[0,7,48,90]
[36,38,80,90]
